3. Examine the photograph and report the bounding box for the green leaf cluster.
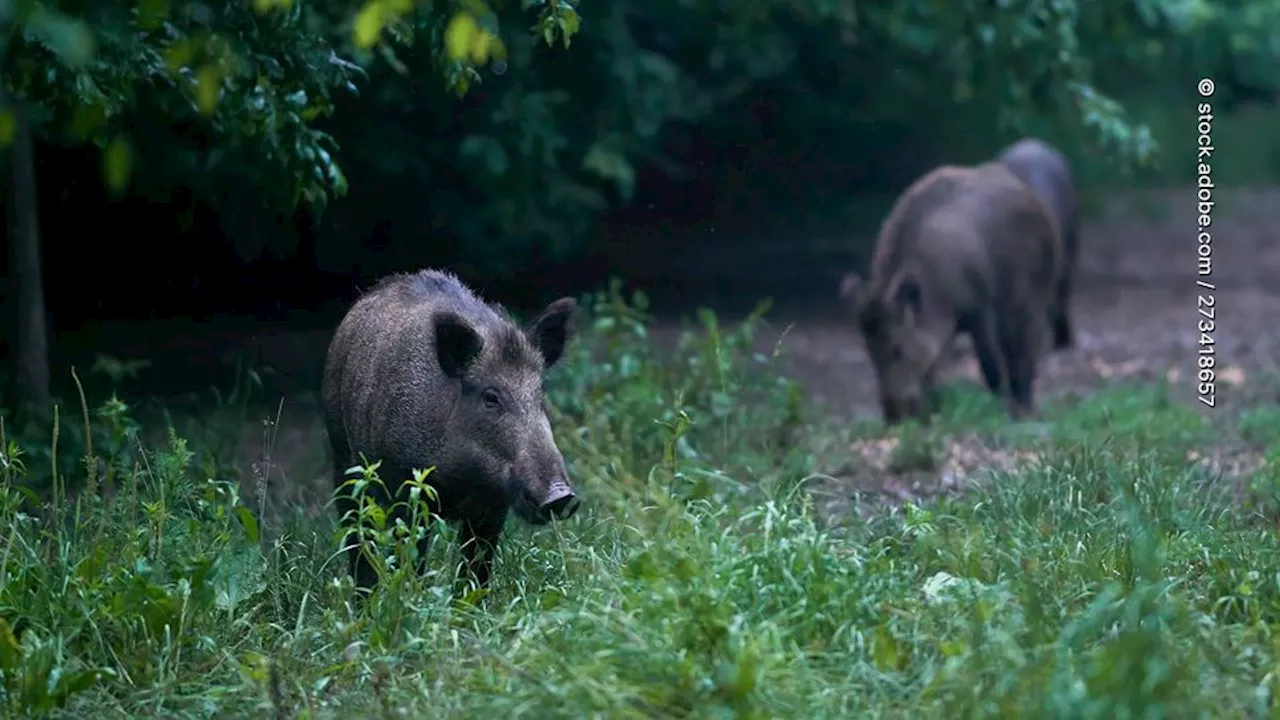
[0,0,581,213]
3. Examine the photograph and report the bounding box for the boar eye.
[481,387,503,410]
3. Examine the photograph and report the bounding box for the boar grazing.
[838,163,1062,424]
[321,269,581,595]
[996,138,1079,350]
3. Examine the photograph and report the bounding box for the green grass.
[2,286,1278,718]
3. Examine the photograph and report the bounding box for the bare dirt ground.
[143,186,1278,520]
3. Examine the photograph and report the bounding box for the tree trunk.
[4,98,51,409]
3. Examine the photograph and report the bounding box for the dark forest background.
[3,0,1279,408]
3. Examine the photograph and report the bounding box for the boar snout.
[517,479,580,525]
[541,482,580,521]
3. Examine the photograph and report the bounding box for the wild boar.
[996,138,1079,349]
[838,163,1062,423]
[321,269,581,595]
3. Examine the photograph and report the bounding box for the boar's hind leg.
[335,458,404,595]
[376,462,440,580]
[457,510,508,592]
[335,499,381,594]
[329,432,383,594]
[966,310,1008,397]
[1051,273,1075,350]
[1000,312,1043,419]
[343,530,381,595]
[336,486,384,594]
[411,530,436,577]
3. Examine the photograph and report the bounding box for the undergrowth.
[1,286,1276,718]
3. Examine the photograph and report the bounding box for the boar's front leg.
[456,509,508,592]
[340,526,382,596]
[409,525,436,577]
[1052,234,1078,350]
[966,309,1008,398]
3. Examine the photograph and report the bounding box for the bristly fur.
[839,161,1064,422]
[321,267,579,595]
[995,138,1080,350]
[369,269,543,370]
[864,165,970,293]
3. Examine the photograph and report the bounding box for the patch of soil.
[809,433,1042,517]
[1186,446,1267,480]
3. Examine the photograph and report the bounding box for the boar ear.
[529,297,576,369]
[838,273,863,305]
[434,312,483,379]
